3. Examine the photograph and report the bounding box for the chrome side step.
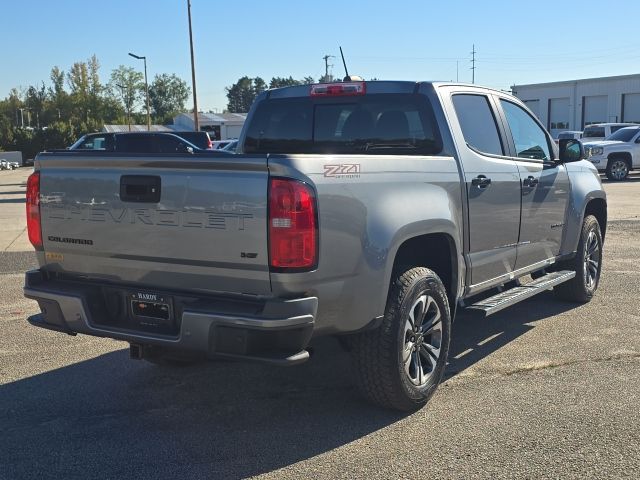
[465,270,576,317]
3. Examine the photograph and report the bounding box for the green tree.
[0,115,14,146]
[50,67,65,97]
[108,65,143,126]
[226,76,258,113]
[269,76,299,89]
[48,67,72,124]
[39,121,77,150]
[318,74,334,83]
[24,83,49,128]
[66,55,112,128]
[148,73,190,124]
[268,76,316,88]
[254,77,267,96]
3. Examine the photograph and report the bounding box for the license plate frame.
[128,290,174,332]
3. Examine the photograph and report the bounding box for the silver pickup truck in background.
[583,125,640,180]
[24,80,607,411]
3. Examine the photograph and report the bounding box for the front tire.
[554,215,603,303]
[351,267,451,411]
[605,158,629,181]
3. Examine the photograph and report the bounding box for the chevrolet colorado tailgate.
[36,153,271,295]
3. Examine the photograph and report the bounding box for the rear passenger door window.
[452,94,504,156]
[117,135,152,153]
[154,135,186,154]
[500,100,551,161]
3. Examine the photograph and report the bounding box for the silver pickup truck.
[24,81,607,411]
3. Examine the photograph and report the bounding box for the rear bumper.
[24,270,317,365]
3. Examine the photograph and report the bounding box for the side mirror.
[559,138,584,163]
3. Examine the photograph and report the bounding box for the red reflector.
[269,178,317,270]
[26,171,42,250]
[310,81,365,97]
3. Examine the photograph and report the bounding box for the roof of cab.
[261,80,511,100]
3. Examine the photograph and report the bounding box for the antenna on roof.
[339,46,363,82]
[339,46,349,80]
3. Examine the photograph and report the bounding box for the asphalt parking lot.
[1,167,639,479]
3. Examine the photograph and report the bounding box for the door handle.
[471,175,492,188]
[120,175,161,203]
[523,176,539,187]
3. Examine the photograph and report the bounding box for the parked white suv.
[584,125,640,180]
[582,123,637,142]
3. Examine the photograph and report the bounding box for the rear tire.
[554,215,603,303]
[350,267,451,411]
[605,158,629,181]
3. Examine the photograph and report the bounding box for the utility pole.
[187,0,200,131]
[470,44,476,84]
[322,54,335,80]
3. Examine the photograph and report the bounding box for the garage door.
[549,97,570,138]
[583,95,607,127]
[523,100,540,120]
[622,93,640,123]
[226,125,243,139]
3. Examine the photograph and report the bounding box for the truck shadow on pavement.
[447,291,580,377]
[0,292,579,479]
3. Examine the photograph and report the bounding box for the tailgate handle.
[120,175,161,203]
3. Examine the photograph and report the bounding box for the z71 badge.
[323,164,361,178]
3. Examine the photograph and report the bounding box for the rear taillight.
[310,81,366,97]
[26,171,42,250]
[207,138,213,149]
[269,178,317,270]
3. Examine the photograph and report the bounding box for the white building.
[512,73,640,137]
[172,112,247,141]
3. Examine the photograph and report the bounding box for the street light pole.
[187,0,199,131]
[129,52,151,131]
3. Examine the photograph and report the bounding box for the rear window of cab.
[244,93,442,155]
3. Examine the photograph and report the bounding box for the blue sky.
[3,0,640,113]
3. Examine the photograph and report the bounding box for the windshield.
[244,94,442,155]
[606,128,639,142]
[582,126,605,138]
